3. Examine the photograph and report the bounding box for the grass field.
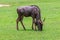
[0,0,60,40]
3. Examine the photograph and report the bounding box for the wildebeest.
[16,5,45,31]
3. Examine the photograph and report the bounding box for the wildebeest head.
[37,18,45,31]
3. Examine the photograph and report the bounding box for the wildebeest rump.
[16,5,44,31]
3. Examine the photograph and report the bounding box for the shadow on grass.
[17,29,33,31]
[17,29,44,32]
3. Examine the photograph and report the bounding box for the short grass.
[0,0,60,40]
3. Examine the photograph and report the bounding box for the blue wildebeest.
[16,5,45,31]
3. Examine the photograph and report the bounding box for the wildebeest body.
[16,5,43,31]
[17,6,40,17]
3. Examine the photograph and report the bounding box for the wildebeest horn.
[43,18,45,22]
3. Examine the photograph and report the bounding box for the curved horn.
[43,18,45,22]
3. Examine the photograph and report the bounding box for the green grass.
[0,0,60,40]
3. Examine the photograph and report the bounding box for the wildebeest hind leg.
[20,21,26,30]
[20,16,26,30]
[16,17,20,30]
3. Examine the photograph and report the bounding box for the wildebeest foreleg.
[34,19,37,30]
[32,18,34,30]
[32,18,36,30]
